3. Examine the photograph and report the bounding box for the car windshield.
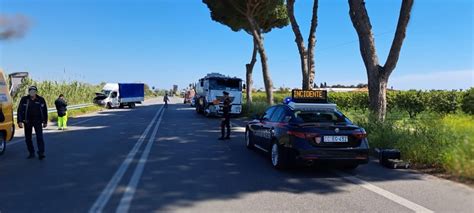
[209,78,241,91]
[293,110,349,124]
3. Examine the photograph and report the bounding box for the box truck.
[94,83,144,109]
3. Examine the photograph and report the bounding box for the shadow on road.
[131,104,425,212]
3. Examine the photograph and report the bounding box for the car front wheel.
[245,129,254,150]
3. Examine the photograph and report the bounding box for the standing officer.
[163,93,170,108]
[219,91,232,140]
[17,86,48,160]
[55,94,68,130]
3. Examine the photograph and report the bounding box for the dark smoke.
[0,14,30,40]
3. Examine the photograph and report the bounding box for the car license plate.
[324,136,348,143]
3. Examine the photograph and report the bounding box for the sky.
[0,0,473,91]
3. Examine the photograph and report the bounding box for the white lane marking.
[234,121,433,212]
[88,106,164,213]
[115,104,165,213]
[336,172,434,213]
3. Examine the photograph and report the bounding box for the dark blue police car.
[245,90,369,169]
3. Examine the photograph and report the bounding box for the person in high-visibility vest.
[55,94,68,130]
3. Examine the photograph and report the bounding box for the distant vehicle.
[173,85,178,95]
[184,89,195,104]
[245,89,369,170]
[195,73,242,116]
[94,83,144,109]
[0,69,16,156]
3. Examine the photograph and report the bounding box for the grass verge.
[48,105,104,122]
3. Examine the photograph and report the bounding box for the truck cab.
[0,69,15,155]
[195,73,243,116]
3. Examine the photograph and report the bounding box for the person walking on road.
[219,91,232,140]
[164,93,170,108]
[55,94,68,130]
[17,86,48,160]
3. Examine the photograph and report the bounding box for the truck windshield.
[102,90,111,96]
[209,79,241,91]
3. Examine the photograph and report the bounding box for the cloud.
[0,14,30,40]
[389,70,473,90]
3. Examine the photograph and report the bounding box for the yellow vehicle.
[0,69,15,155]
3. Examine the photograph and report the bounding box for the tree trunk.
[367,68,388,121]
[247,16,274,105]
[307,0,319,89]
[348,0,413,121]
[287,0,309,90]
[246,38,258,109]
[256,34,274,105]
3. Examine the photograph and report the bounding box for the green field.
[243,89,474,181]
[12,78,157,110]
[12,78,102,110]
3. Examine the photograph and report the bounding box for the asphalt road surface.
[0,99,473,213]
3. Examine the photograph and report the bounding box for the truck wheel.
[195,105,200,114]
[119,103,124,109]
[0,135,6,156]
[106,103,112,109]
[130,103,136,108]
[204,106,211,117]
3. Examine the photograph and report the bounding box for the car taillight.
[353,130,367,139]
[287,131,319,139]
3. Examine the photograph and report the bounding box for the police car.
[245,90,369,169]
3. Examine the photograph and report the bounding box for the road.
[0,99,473,213]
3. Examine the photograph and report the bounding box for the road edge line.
[336,172,434,213]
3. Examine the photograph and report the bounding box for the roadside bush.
[393,90,427,118]
[461,88,474,114]
[351,110,474,180]
[242,101,270,117]
[351,92,369,112]
[440,114,474,179]
[428,90,460,114]
[328,92,352,110]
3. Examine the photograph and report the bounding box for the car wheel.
[271,142,287,170]
[0,137,6,156]
[245,129,254,150]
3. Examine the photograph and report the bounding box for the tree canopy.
[202,0,288,34]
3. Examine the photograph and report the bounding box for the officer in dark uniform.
[17,86,48,160]
[219,91,232,140]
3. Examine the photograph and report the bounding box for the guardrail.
[13,103,94,118]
